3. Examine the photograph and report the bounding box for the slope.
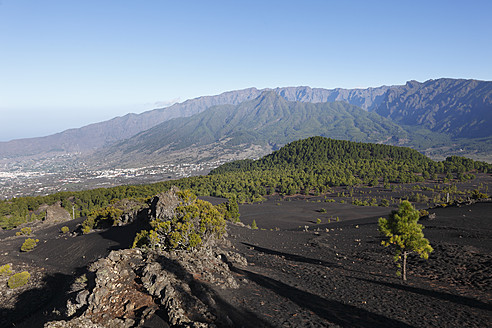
[1,78,490,161]
[97,92,408,165]
[374,78,492,138]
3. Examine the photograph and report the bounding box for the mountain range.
[1,78,491,165]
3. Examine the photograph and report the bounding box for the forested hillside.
[2,137,490,229]
[3,78,490,161]
[98,92,407,159]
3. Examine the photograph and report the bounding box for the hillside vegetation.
[100,92,407,158]
[1,137,491,229]
[1,79,490,164]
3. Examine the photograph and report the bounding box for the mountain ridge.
[373,78,492,138]
[0,78,490,161]
[93,91,409,167]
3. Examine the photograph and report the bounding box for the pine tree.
[378,200,433,281]
[225,196,240,222]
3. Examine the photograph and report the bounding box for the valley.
[0,156,227,199]
[2,2,491,326]
[0,79,491,327]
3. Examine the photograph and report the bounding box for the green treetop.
[378,200,433,281]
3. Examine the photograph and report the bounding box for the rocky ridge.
[45,189,248,328]
[46,244,247,328]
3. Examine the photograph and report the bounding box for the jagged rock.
[111,199,147,226]
[46,188,246,327]
[45,317,102,328]
[46,244,246,328]
[148,186,182,221]
[45,202,71,222]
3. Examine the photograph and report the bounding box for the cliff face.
[373,79,492,138]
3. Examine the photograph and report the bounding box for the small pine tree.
[251,219,258,230]
[378,200,433,281]
[225,196,240,223]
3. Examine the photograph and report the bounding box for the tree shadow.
[99,212,149,251]
[154,254,275,327]
[242,242,390,279]
[348,276,492,312]
[242,242,341,268]
[230,266,413,328]
[0,267,89,328]
[0,215,149,327]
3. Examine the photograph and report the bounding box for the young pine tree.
[378,200,433,281]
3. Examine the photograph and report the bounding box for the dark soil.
[1,185,491,327]
[220,199,492,327]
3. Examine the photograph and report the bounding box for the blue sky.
[1,0,491,141]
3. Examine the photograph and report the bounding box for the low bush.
[8,271,30,289]
[0,264,13,276]
[60,226,70,234]
[81,206,124,233]
[21,238,39,252]
[133,189,226,251]
[15,227,32,236]
[471,189,488,200]
[379,199,390,207]
[419,209,429,217]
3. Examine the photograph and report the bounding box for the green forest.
[1,137,491,229]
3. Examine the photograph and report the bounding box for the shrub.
[379,199,390,207]
[471,189,488,200]
[60,226,70,234]
[8,271,30,289]
[216,196,240,223]
[82,206,124,232]
[15,227,32,236]
[82,225,91,234]
[318,208,327,213]
[21,238,39,252]
[316,218,322,224]
[0,264,13,276]
[133,189,226,251]
[75,274,88,285]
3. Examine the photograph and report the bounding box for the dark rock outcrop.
[46,188,247,327]
[45,202,72,223]
[45,245,247,328]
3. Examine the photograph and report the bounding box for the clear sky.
[1,0,491,141]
